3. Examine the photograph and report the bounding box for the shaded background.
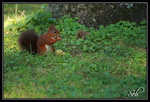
[47,3,147,29]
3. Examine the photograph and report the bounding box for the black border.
[2,2,148,100]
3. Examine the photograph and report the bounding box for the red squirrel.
[18,25,62,55]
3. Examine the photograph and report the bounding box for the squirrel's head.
[48,25,62,41]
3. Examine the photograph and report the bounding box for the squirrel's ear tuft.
[49,25,55,29]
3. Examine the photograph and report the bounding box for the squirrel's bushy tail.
[18,30,39,54]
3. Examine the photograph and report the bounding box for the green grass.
[4,47,147,98]
[3,4,147,99]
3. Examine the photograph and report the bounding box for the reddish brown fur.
[18,30,38,54]
[36,25,62,55]
[18,25,62,55]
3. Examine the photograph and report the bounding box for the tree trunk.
[47,3,147,29]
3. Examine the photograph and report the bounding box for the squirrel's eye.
[54,32,56,33]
